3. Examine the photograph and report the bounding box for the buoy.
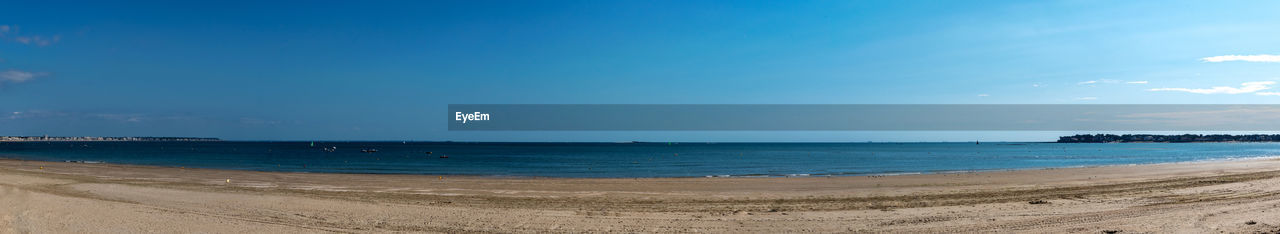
[226,179,231,183]
[39,166,44,170]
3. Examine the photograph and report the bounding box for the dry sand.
[6,158,1280,233]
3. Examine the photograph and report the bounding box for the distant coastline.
[0,136,221,142]
[6,134,1280,143]
[1058,134,1280,143]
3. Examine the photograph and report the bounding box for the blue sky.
[3,1,1280,141]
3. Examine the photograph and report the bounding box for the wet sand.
[5,158,1280,233]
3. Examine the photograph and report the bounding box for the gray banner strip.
[447,104,1280,131]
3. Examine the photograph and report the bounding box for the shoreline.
[9,153,1280,179]
[7,156,1280,190]
[8,158,1280,232]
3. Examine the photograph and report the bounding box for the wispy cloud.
[14,35,59,46]
[0,69,47,85]
[976,94,990,97]
[1201,54,1280,63]
[1148,81,1275,95]
[239,117,285,125]
[1078,79,1138,86]
[0,24,60,46]
[6,110,169,122]
[4,110,295,126]
[1075,97,1098,100]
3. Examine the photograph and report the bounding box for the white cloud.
[13,35,58,46]
[1148,81,1275,94]
[1078,79,1125,85]
[0,25,60,46]
[1126,81,1148,84]
[3,110,289,125]
[977,94,990,97]
[1201,54,1280,63]
[0,70,47,84]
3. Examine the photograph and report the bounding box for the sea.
[3,141,1280,178]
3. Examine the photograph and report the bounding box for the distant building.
[1057,134,1280,143]
[0,136,221,142]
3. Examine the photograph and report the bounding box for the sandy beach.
[5,158,1280,233]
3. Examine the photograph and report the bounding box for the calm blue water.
[3,141,1280,178]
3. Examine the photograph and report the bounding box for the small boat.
[439,155,448,158]
[425,151,432,154]
[361,149,378,153]
[323,147,337,152]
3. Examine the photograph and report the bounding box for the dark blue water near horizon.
[3,141,1280,178]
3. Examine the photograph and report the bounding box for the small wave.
[64,160,105,164]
